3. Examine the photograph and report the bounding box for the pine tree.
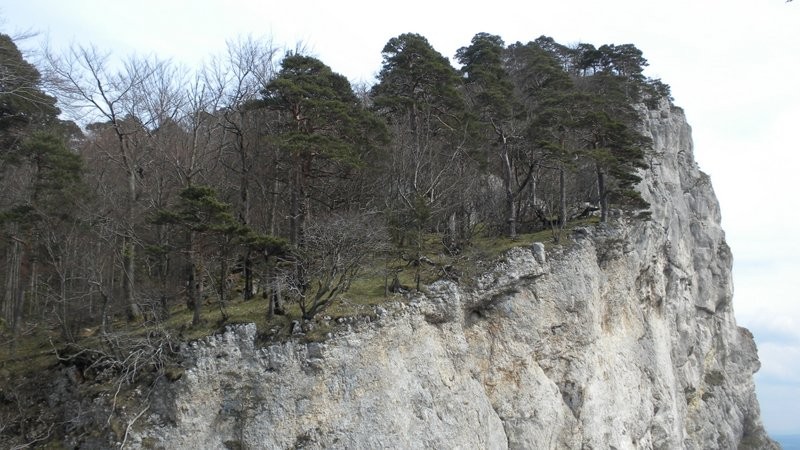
[372,33,467,287]
[262,54,386,246]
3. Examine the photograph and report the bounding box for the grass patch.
[0,324,60,378]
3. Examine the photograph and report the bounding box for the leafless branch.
[280,212,388,319]
[119,403,149,449]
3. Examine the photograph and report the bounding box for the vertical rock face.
[135,102,776,449]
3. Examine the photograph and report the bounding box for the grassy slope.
[0,220,596,380]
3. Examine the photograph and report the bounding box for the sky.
[2,0,799,436]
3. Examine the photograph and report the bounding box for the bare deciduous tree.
[281,212,388,320]
[44,45,163,321]
[207,37,279,300]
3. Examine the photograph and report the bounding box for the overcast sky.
[3,0,799,436]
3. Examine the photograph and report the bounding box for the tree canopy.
[0,31,670,406]
[0,30,677,444]
[0,30,667,333]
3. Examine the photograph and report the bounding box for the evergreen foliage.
[262,54,387,246]
[0,29,671,367]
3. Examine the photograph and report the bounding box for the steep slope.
[132,101,776,449]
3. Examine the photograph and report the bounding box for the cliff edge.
[132,102,776,449]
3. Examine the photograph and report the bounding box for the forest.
[0,30,670,362]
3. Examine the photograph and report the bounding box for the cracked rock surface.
[133,101,776,449]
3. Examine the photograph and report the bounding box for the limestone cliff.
[132,102,776,449]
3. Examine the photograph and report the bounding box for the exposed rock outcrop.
[132,101,776,449]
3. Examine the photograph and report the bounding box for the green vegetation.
[0,27,665,446]
[1,214,593,375]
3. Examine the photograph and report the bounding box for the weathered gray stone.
[290,320,303,335]
[531,242,546,264]
[131,101,776,450]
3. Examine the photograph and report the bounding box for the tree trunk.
[269,176,279,236]
[299,156,312,246]
[267,291,276,319]
[243,250,254,301]
[445,211,457,250]
[12,242,27,350]
[58,269,69,341]
[12,288,25,354]
[415,224,423,291]
[100,288,111,335]
[559,165,567,229]
[29,259,37,318]
[501,140,517,239]
[124,170,141,321]
[266,265,275,319]
[2,235,20,327]
[155,223,170,319]
[218,255,229,321]
[239,146,255,301]
[188,230,201,326]
[122,236,140,321]
[291,156,312,294]
[459,204,471,246]
[267,264,283,319]
[290,164,300,246]
[597,165,608,222]
[4,231,29,350]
